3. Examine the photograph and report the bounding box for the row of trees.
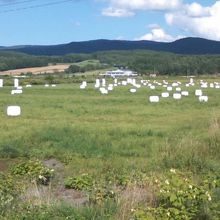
[1,50,220,75]
[94,50,220,75]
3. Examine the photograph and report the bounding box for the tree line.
[1,50,220,75]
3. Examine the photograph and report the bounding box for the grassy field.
[0,77,220,219]
[0,64,72,75]
[0,59,103,76]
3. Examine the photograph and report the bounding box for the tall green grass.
[1,77,220,219]
[0,80,220,174]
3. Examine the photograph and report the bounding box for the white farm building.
[100,69,137,77]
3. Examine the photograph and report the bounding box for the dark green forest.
[1,50,220,75]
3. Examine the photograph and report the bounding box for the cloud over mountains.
[101,0,220,42]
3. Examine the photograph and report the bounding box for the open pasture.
[0,77,220,173]
[1,76,220,219]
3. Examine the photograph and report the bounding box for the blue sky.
[0,0,219,46]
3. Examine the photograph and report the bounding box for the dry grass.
[22,181,53,206]
[0,64,71,75]
[117,185,155,220]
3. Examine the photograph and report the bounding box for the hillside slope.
[1,37,220,56]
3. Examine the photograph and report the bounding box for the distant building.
[100,69,137,77]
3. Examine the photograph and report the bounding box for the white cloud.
[107,0,182,11]
[135,27,183,42]
[185,2,210,17]
[102,7,134,17]
[100,0,220,41]
[165,1,220,41]
[102,0,182,17]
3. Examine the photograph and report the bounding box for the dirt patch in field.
[22,183,89,206]
[0,64,71,76]
[42,158,89,205]
[55,186,89,206]
[43,158,64,170]
[0,160,9,171]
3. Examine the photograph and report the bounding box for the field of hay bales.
[0,76,220,219]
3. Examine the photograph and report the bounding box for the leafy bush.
[89,185,117,204]
[134,169,220,220]
[11,160,54,185]
[0,173,21,215]
[64,173,94,191]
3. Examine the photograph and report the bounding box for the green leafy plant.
[11,160,54,185]
[64,173,94,191]
[89,185,117,204]
[134,169,220,220]
[0,173,21,215]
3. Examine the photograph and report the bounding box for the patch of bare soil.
[22,158,89,206]
[55,186,89,206]
[43,158,64,170]
[0,160,8,172]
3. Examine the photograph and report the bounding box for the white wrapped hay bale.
[167,86,173,91]
[122,81,127,86]
[25,84,32,88]
[100,87,108,94]
[107,86,113,91]
[130,88,137,93]
[135,84,141,88]
[0,79,3,87]
[7,106,21,116]
[45,84,49,87]
[14,79,19,88]
[11,89,23,95]
[201,83,208,88]
[80,81,87,89]
[181,91,189,96]
[210,83,214,88]
[82,81,87,87]
[102,79,106,86]
[149,96,159,103]
[80,85,86,89]
[199,96,208,102]
[161,92,169,98]
[173,93,182,100]
[195,89,202,96]
[95,79,100,88]
[150,85,156,90]
[176,87,181,92]
[172,83,178,87]
[127,78,133,84]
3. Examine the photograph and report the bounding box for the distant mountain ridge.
[1,37,220,55]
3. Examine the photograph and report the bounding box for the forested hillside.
[2,38,220,55]
[1,50,220,75]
